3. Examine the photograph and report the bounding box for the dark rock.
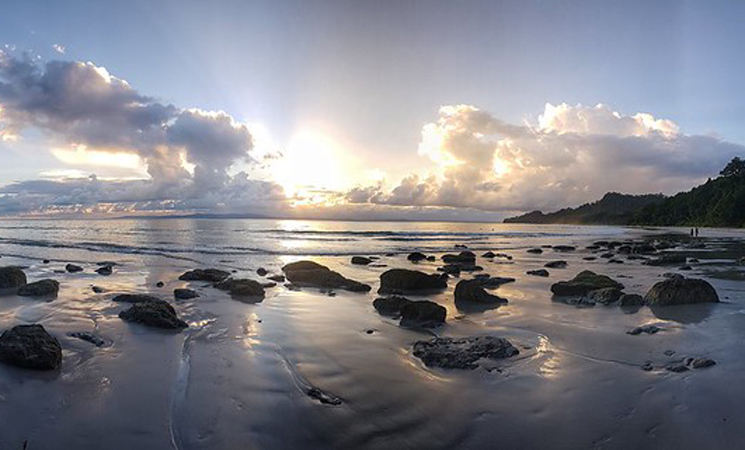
[282,261,371,292]
[174,288,199,300]
[583,257,597,261]
[644,254,687,266]
[68,331,106,347]
[455,279,508,305]
[215,278,265,299]
[644,276,719,306]
[482,251,496,258]
[627,324,661,335]
[256,267,268,276]
[666,363,689,373]
[17,279,59,297]
[679,265,692,271]
[399,301,447,328]
[113,293,162,303]
[688,358,716,369]
[619,293,645,307]
[600,252,614,259]
[373,295,412,316]
[412,336,519,369]
[477,276,516,288]
[544,260,567,269]
[95,265,113,276]
[440,263,482,273]
[0,266,26,290]
[527,248,543,254]
[441,251,476,265]
[156,281,164,288]
[641,362,654,371]
[494,253,513,260]
[608,259,624,264]
[378,269,447,294]
[587,287,623,305]
[527,269,549,277]
[553,245,576,252]
[119,300,187,329]
[268,274,285,282]
[91,286,105,294]
[351,256,372,265]
[586,245,600,250]
[65,264,83,273]
[42,259,50,264]
[550,270,624,296]
[306,387,342,405]
[454,244,468,249]
[426,256,436,262]
[179,268,230,282]
[407,252,427,262]
[633,243,656,254]
[618,245,633,254]
[0,324,62,370]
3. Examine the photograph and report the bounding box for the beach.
[0,219,743,450]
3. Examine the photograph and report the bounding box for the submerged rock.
[91,285,105,294]
[644,276,719,306]
[687,357,716,369]
[119,300,187,329]
[65,264,83,273]
[351,256,372,265]
[179,268,231,283]
[644,254,687,266]
[0,266,26,290]
[553,245,576,252]
[412,336,519,370]
[527,248,543,254]
[527,269,550,277]
[17,279,59,297]
[544,260,567,269]
[399,301,447,328]
[407,252,427,262]
[68,331,106,347]
[282,261,371,292]
[550,270,624,297]
[0,324,62,370]
[156,281,164,288]
[454,279,508,305]
[378,269,447,294]
[174,288,199,300]
[627,324,661,335]
[215,278,265,299]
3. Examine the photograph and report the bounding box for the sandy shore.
[0,228,743,450]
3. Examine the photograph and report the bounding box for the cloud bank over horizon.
[0,50,743,219]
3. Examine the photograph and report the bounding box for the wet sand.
[0,224,744,449]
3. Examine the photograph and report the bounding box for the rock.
[440,263,482,273]
[113,293,163,303]
[583,256,597,261]
[282,261,371,292]
[156,281,164,288]
[119,300,187,329]
[306,387,342,406]
[256,267,268,276]
[633,243,656,254]
[373,295,412,316]
[437,265,461,276]
[426,256,436,262]
[641,362,654,371]
[527,248,543,254]
[494,253,513,260]
[644,254,687,266]
[527,269,549,277]
[17,279,59,297]
[174,288,199,300]
[42,259,50,264]
[351,256,372,265]
[550,270,624,297]
[68,331,106,347]
[688,358,716,369]
[441,251,476,265]
[0,266,26,290]
[399,301,447,328]
[679,265,692,271]
[740,257,745,266]
[482,251,496,258]
[587,287,623,305]
[553,245,576,252]
[477,276,516,288]
[95,265,113,276]
[412,336,519,369]
[608,259,624,264]
[455,280,508,306]
[618,245,633,254]
[268,274,285,282]
[215,278,265,299]
[644,276,719,306]
[619,293,645,307]
[179,268,230,282]
[666,363,689,373]
[0,324,62,370]
[378,269,447,294]
[407,252,427,262]
[600,252,614,259]
[65,264,83,273]
[627,324,661,335]
[544,260,567,269]
[91,286,105,294]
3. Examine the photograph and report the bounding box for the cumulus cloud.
[347,103,744,212]
[0,49,284,215]
[52,44,66,55]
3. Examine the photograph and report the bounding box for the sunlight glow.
[51,144,143,169]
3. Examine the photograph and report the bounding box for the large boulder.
[378,269,447,294]
[551,270,624,296]
[119,300,188,329]
[0,266,26,290]
[215,278,265,299]
[17,279,59,297]
[412,336,519,369]
[454,280,508,305]
[0,324,62,370]
[587,287,623,305]
[373,295,412,316]
[399,301,446,328]
[644,276,719,306]
[178,268,230,282]
[282,261,371,292]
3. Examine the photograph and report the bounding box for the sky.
[1,0,744,220]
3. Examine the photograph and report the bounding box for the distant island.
[504,157,745,228]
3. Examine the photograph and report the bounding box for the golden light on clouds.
[51,144,143,169]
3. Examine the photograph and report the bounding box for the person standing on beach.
[695,227,700,237]
[690,228,694,237]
